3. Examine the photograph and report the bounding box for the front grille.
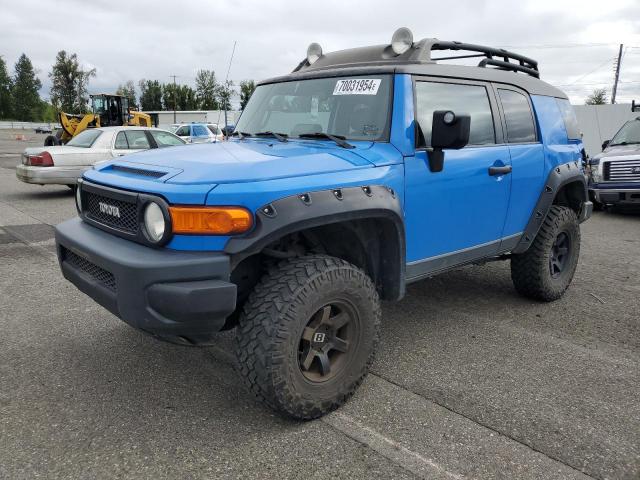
[112,165,165,178]
[603,159,640,182]
[85,191,138,234]
[63,248,116,292]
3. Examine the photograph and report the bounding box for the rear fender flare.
[512,161,588,254]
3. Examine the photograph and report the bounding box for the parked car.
[34,125,53,134]
[588,116,640,208]
[174,123,220,143]
[206,123,224,141]
[55,29,591,420]
[222,124,235,137]
[16,126,185,188]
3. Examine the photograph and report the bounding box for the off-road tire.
[235,254,381,420]
[511,205,580,301]
[44,135,59,146]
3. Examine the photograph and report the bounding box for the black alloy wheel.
[298,302,358,382]
[549,232,570,279]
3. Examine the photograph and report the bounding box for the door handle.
[488,165,512,176]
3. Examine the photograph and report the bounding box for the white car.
[16,126,185,187]
[173,123,224,143]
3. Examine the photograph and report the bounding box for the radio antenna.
[217,41,237,137]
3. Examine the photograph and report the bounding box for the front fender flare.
[225,185,406,300]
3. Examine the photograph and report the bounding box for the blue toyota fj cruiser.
[55,28,592,419]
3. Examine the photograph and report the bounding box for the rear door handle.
[488,165,512,176]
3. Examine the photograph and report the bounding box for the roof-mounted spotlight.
[391,27,414,55]
[307,43,323,64]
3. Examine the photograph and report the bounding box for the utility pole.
[611,44,623,104]
[169,75,178,123]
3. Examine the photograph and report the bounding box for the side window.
[192,125,208,137]
[415,81,495,146]
[175,126,189,136]
[114,131,128,149]
[124,130,151,149]
[498,89,537,143]
[150,130,185,148]
[556,98,580,140]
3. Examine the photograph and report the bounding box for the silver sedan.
[16,126,185,187]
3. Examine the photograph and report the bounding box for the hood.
[594,143,640,161]
[92,139,376,185]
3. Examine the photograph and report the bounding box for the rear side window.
[124,130,150,149]
[114,132,128,149]
[498,89,537,143]
[556,98,580,140]
[175,126,189,136]
[150,130,185,148]
[415,82,495,146]
[192,125,209,137]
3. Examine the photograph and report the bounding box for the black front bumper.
[55,218,237,337]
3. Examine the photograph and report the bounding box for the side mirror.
[427,110,471,172]
[602,140,610,151]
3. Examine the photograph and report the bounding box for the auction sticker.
[333,78,381,95]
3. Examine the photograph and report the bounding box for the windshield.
[92,97,106,114]
[611,119,640,145]
[235,75,392,141]
[66,129,102,148]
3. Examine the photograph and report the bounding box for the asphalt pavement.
[1,130,638,479]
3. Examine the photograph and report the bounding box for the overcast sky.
[2,0,639,106]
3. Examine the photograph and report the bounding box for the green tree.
[162,82,178,111]
[0,56,12,119]
[178,84,197,110]
[217,80,234,111]
[49,50,96,113]
[12,54,42,121]
[39,100,56,123]
[195,69,218,110]
[239,80,255,110]
[585,88,607,105]
[162,83,198,111]
[138,79,162,110]
[116,80,137,105]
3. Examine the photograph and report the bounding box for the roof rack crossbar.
[423,40,540,78]
[431,54,487,61]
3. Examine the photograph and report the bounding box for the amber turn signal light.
[169,206,253,235]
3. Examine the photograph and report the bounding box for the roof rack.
[295,30,540,79]
[419,39,540,78]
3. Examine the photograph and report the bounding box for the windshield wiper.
[610,141,640,146]
[231,131,252,140]
[297,132,355,149]
[254,131,288,142]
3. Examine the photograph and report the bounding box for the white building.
[143,110,242,130]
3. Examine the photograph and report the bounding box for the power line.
[565,57,615,85]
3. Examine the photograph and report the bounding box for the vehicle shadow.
[604,205,640,218]
[7,187,73,200]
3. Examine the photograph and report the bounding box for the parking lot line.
[324,410,464,480]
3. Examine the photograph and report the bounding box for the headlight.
[144,202,166,242]
[75,182,82,212]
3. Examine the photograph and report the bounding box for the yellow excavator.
[44,94,152,146]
